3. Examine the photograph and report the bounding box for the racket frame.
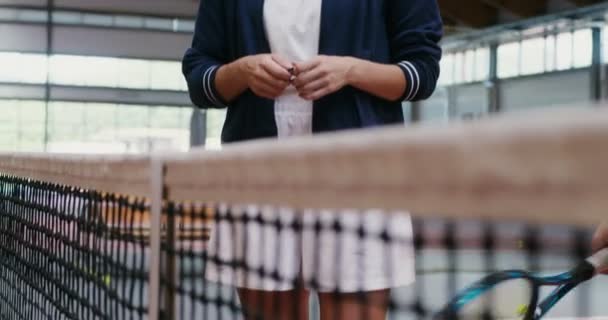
[434,248,608,320]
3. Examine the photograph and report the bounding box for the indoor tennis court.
[1,1,608,320]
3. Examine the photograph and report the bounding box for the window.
[0,100,20,151]
[144,17,173,30]
[18,9,47,23]
[572,29,592,68]
[49,55,96,86]
[0,8,195,33]
[520,37,545,75]
[150,61,186,91]
[82,13,114,27]
[48,101,87,142]
[83,103,118,139]
[438,53,454,86]
[0,100,193,153]
[453,52,464,83]
[91,57,121,87]
[420,103,449,123]
[52,11,83,25]
[114,15,145,29]
[463,50,475,83]
[603,25,608,64]
[149,107,187,129]
[118,59,151,89]
[0,100,45,152]
[545,35,556,72]
[116,104,151,131]
[0,53,188,90]
[0,8,19,20]
[438,47,489,86]
[497,42,521,78]
[50,55,119,87]
[491,28,593,79]
[176,20,196,33]
[0,53,47,84]
[206,109,227,150]
[556,31,573,70]
[474,48,490,81]
[46,102,190,153]
[45,54,184,91]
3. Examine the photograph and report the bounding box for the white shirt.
[263,0,322,138]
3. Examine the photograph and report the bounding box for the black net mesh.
[0,170,605,319]
[162,203,601,320]
[0,174,148,320]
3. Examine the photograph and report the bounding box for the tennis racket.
[435,248,608,319]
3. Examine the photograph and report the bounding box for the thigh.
[318,290,390,320]
[238,287,309,320]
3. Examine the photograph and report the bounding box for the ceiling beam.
[481,0,547,18]
[567,0,601,7]
[438,0,498,28]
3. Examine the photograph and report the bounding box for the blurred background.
[0,0,606,154]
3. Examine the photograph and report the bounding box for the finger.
[261,59,291,82]
[293,68,325,88]
[257,86,285,99]
[297,78,328,96]
[271,54,294,70]
[252,86,280,99]
[294,58,321,74]
[300,86,334,101]
[255,70,290,91]
[290,64,299,77]
[251,79,285,98]
[592,223,608,253]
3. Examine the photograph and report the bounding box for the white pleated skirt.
[203,205,415,293]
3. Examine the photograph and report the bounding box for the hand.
[293,55,355,101]
[241,54,293,99]
[592,222,608,274]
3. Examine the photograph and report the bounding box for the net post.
[148,156,165,320]
[165,202,178,320]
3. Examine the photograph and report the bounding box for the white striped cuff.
[202,65,222,106]
[398,61,420,101]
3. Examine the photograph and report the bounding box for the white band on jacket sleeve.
[398,62,414,100]
[202,65,220,106]
[399,61,420,101]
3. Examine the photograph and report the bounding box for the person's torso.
[220,0,404,143]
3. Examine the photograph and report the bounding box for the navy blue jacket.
[183,0,442,143]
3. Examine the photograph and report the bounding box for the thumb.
[294,58,321,74]
[592,222,608,253]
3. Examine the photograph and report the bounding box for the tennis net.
[0,107,607,320]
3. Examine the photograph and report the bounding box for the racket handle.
[587,248,608,273]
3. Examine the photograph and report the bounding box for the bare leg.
[238,287,309,320]
[318,290,390,320]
